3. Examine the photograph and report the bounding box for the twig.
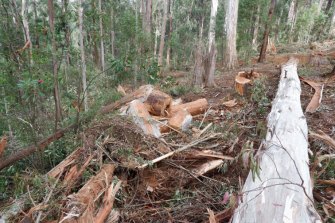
[196,123,213,138]
[199,106,212,128]
[138,133,220,169]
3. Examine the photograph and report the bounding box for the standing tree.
[21,0,33,65]
[204,0,218,87]
[99,0,105,73]
[223,0,239,70]
[258,0,276,63]
[48,0,63,129]
[158,0,168,67]
[79,0,88,111]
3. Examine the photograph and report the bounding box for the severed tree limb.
[0,124,76,171]
[232,58,321,223]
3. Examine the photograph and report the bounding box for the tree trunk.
[205,0,218,87]
[99,0,105,73]
[158,0,168,67]
[110,8,115,59]
[145,0,152,33]
[62,0,70,91]
[21,0,33,65]
[32,0,39,47]
[330,7,335,36]
[317,0,325,15]
[287,0,299,43]
[79,0,88,112]
[325,0,333,13]
[258,0,276,63]
[91,0,100,68]
[232,58,321,223]
[252,5,260,50]
[193,17,204,87]
[48,0,62,129]
[166,0,173,70]
[223,0,239,70]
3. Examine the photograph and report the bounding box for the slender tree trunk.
[154,12,159,57]
[193,17,204,87]
[91,1,100,68]
[325,0,333,13]
[99,0,105,73]
[252,5,260,50]
[287,0,299,43]
[145,0,152,33]
[110,8,115,59]
[32,0,39,47]
[223,0,239,70]
[317,0,325,14]
[205,0,218,87]
[258,0,276,63]
[330,7,335,36]
[21,0,33,65]
[166,0,173,70]
[158,0,168,67]
[48,0,62,129]
[79,0,88,112]
[62,0,70,91]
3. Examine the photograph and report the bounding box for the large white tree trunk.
[79,0,88,111]
[208,0,218,51]
[232,58,321,223]
[223,0,239,70]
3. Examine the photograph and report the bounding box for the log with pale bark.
[232,58,321,223]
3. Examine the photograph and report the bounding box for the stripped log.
[61,164,115,222]
[127,100,161,138]
[144,89,172,116]
[168,109,192,131]
[100,85,154,114]
[232,58,321,223]
[168,98,209,117]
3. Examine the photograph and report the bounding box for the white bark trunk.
[223,0,239,70]
[252,5,260,51]
[158,0,168,66]
[330,8,335,36]
[208,0,218,52]
[21,0,33,64]
[79,0,88,111]
[99,0,105,73]
[232,59,321,223]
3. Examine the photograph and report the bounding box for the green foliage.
[251,77,270,114]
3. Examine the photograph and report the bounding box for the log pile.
[121,86,209,137]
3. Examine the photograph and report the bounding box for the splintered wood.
[116,85,209,137]
[232,58,321,223]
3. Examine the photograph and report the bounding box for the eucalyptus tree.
[224,0,239,69]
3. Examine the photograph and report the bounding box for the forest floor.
[2,43,335,222]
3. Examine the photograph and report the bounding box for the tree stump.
[232,58,321,223]
[144,89,172,116]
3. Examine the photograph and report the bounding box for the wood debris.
[300,77,324,113]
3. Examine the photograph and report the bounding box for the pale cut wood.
[0,136,7,158]
[232,58,321,223]
[61,164,115,223]
[168,98,208,117]
[144,89,172,116]
[235,71,261,96]
[127,99,161,138]
[168,109,192,131]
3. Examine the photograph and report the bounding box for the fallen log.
[100,85,154,114]
[144,89,172,116]
[232,58,321,223]
[0,135,7,157]
[168,98,208,117]
[0,124,76,171]
[168,109,192,131]
[61,164,115,222]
